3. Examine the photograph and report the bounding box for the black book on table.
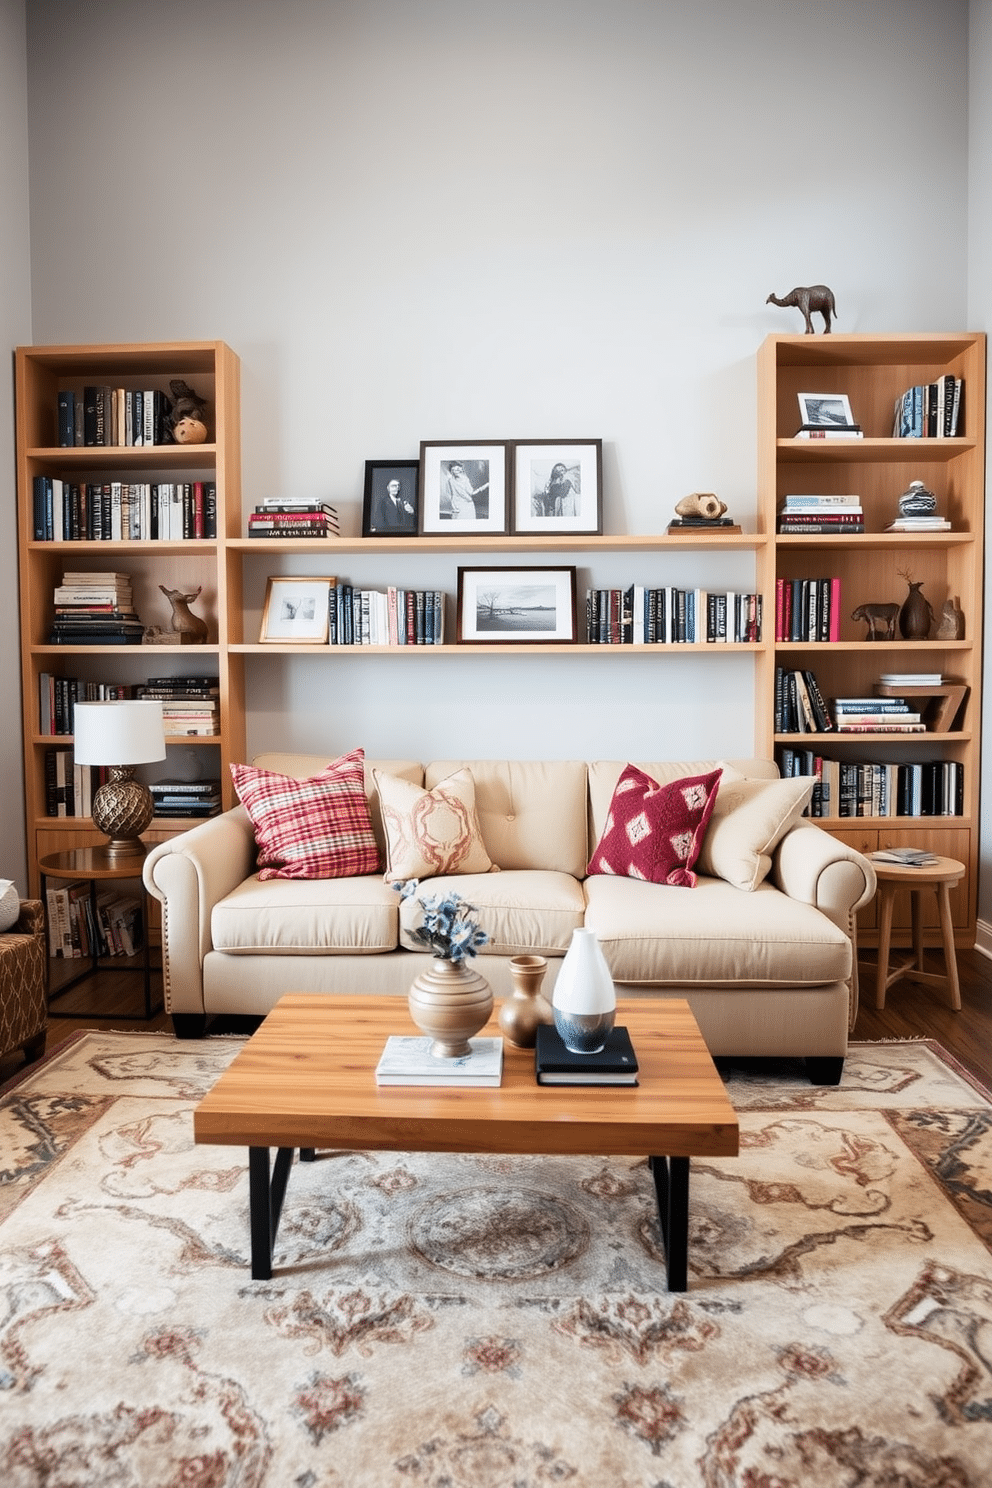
[535,1023,639,1085]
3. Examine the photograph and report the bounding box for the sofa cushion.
[587,764,721,887]
[398,870,586,957]
[375,767,494,879]
[212,874,400,954]
[425,760,589,876]
[588,758,779,851]
[697,765,814,891]
[251,754,423,860]
[584,873,850,986]
[230,748,380,881]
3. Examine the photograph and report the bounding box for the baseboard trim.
[974,918,992,960]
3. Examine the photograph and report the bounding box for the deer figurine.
[159,584,209,644]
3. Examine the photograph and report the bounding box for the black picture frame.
[456,566,578,644]
[510,439,603,536]
[362,460,420,537]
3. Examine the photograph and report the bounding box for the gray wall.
[2,1,983,903]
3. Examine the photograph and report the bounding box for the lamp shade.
[72,700,166,766]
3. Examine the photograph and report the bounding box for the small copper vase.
[408,957,494,1058]
[498,954,554,1048]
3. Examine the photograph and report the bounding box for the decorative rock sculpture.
[851,602,899,641]
[765,284,837,334]
[936,599,964,641]
[673,491,728,522]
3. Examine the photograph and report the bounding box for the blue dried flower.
[394,881,489,962]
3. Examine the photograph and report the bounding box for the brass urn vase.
[498,954,554,1048]
[408,957,494,1058]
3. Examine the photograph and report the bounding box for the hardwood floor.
[2,950,989,1091]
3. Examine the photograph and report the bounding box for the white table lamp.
[73,699,166,858]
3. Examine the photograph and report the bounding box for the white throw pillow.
[696,766,813,891]
[0,879,20,932]
[374,767,494,880]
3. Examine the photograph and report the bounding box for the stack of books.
[137,675,219,735]
[331,584,444,645]
[777,495,864,534]
[48,571,145,645]
[871,846,940,867]
[880,671,943,687]
[832,696,926,733]
[535,1024,639,1085]
[885,513,952,532]
[149,779,222,819]
[247,498,340,538]
[374,1036,503,1086]
[794,424,863,440]
[892,375,962,438]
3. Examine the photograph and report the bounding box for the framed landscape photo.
[259,576,333,643]
[457,566,578,644]
[511,439,603,535]
[362,460,419,537]
[419,441,509,535]
[797,392,856,429]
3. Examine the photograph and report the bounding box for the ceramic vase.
[498,954,554,1048]
[552,928,616,1054]
[408,957,494,1058]
[898,579,933,640]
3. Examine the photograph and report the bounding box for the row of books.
[892,375,963,438]
[150,779,222,818]
[39,675,134,735]
[586,587,763,644]
[137,674,219,736]
[778,749,964,819]
[774,668,834,733]
[774,577,841,642]
[33,477,217,541]
[46,880,143,959]
[248,498,340,538]
[57,386,174,448]
[44,748,97,817]
[777,494,864,535]
[331,584,444,645]
[775,669,931,736]
[48,571,145,646]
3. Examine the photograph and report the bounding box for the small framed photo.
[511,439,603,535]
[457,566,578,644]
[797,392,856,429]
[362,460,419,536]
[419,441,509,535]
[259,576,333,643]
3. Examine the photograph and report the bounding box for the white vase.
[552,928,616,1053]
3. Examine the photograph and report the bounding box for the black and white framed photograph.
[796,392,856,428]
[362,460,419,536]
[419,441,509,535]
[259,576,333,643]
[456,566,578,644]
[511,439,603,535]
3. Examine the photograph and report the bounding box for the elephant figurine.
[766,284,837,334]
[851,601,899,641]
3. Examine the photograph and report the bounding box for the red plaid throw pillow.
[587,764,722,887]
[230,748,380,880]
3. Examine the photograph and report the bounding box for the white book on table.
[375,1035,503,1086]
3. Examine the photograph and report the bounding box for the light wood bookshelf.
[756,332,986,947]
[15,342,245,898]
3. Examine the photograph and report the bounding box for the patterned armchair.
[0,899,47,1066]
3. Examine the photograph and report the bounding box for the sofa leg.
[23,1030,46,1065]
[806,1056,844,1086]
[172,1014,208,1039]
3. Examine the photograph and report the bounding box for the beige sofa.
[143,755,876,1083]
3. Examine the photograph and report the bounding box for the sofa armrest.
[143,806,256,1017]
[772,820,876,1030]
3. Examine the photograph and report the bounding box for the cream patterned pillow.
[696,765,813,891]
[374,767,494,880]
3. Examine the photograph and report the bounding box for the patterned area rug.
[1,1033,990,1486]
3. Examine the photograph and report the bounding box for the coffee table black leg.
[248,1145,295,1280]
[649,1155,690,1291]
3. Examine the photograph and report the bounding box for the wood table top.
[193,994,739,1160]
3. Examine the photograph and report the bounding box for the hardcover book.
[374,1035,503,1086]
[535,1024,639,1085]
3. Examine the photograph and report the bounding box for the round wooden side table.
[39,845,161,1020]
[864,856,966,1013]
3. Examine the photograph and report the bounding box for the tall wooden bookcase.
[14,341,245,898]
[757,332,985,947]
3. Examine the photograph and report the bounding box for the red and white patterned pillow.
[230,748,380,881]
[373,767,494,880]
[586,764,722,887]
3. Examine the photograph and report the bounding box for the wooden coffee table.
[193,993,739,1291]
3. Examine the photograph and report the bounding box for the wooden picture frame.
[510,439,603,535]
[362,460,419,537]
[259,576,334,643]
[419,441,510,535]
[456,566,578,644]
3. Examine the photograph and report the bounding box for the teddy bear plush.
[167,379,209,444]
